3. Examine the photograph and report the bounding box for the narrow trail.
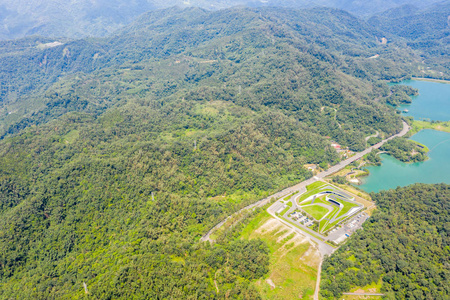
[365,130,379,141]
[200,122,410,298]
[314,257,323,300]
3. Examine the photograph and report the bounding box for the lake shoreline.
[410,120,450,135]
[411,77,450,84]
[358,130,450,193]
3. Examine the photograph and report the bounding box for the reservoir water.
[396,80,450,121]
[359,80,450,193]
[359,130,450,193]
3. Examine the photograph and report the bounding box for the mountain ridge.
[0,0,445,40]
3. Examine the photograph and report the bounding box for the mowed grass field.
[240,212,319,299]
[297,182,363,233]
[301,205,329,220]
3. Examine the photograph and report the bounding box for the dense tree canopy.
[0,6,447,299]
[321,183,450,299]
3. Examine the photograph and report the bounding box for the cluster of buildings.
[330,141,353,158]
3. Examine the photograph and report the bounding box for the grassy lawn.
[343,280,384,299]
[327,181,373,201]
[306,181,327,191]
[321,218,341,233]
[62,130,80,144]
[410,140,430,152]
[302,205,330,220]
[240,212,320,300]
[298,187,333,204]
[297,182,365,233]
[277,202,292,216]
[342,296,383,300]
[319,206,339,232]
[349,280,383,293]
[312,196,330,206]
[283,193,295,201]
[335,200,360,219]
[410,120,450,135]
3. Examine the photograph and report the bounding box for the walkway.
[200,121,410,242]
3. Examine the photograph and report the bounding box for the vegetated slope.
[247,0,442,17]
[0,7,426,298]
[320,183,450,299]
[369,1,450,76]
[0,0,157,40]
[0,0,443,40]
[0,7,420,148]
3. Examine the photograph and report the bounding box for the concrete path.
[199,121,409,300]
[365,130,379,141]
[200,121,410,243]
[314,258,323,300]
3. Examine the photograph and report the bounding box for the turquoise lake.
[396,80,450,121]
[359,80,450,193]
[359,130,450,193]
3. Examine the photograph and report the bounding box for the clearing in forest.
[294,183,363,233]
[240,212,320,300]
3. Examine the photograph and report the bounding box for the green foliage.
[380,137,428,162]
[0,6,441,298]
[365,149,382,165]
[0,6,414,150]
[320,183,450,299]
[369,2,450,78]
[386,84,418,107]
[332,175,347,184]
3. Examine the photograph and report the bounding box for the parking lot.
[326,212,370,243]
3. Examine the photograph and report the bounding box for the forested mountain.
[369,1,450,75]
[0,6,444,298]
[321,183,450,299]
[0,0,443,40]
[0,7,418,148]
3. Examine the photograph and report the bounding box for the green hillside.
[0,6,444,299]
[0,7,423,146]
[368,2,450,77]
[0,1,444,40]
[320,183,450,299]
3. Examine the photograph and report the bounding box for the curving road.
[200,121,410,243]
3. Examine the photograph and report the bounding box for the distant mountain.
[369,1,450,39]
[0,6,447,298]
[0,0,157,39]
[247,0,442,17]
[0,0,444,40]
[368,1,450,76]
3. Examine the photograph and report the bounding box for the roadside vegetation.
[410,120,450,134]
[0,3,449,298]
[321,183,450,299]
[380,137,428,162]
[240,212,319,300]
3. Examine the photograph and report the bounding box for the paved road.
[267,203,336,257]
[267,201,335,256]
[314,259,323,300]
[365,130,379,141]
[200,121,410,242]
[317,121,409,179]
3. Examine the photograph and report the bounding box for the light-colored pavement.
[268,207,336,256]
[200,121,410,243]
[314,259,323,300]
[200,121,409,300]
[365,130,379,141]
